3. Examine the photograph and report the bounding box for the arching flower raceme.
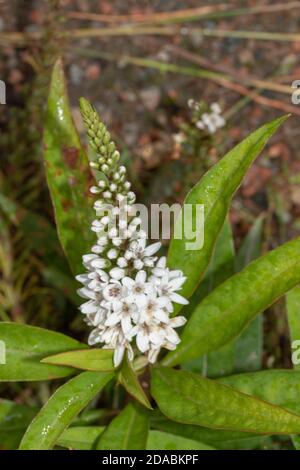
[76,98,188,367]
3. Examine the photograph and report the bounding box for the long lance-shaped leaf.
[147,430,215,450]
[0,323,86,381]
[286,286,300,450]
[182,219,236,376]
[57,426,104,450]
[19,371,113,450]
[96,402,149,450]
[218,369,300,415]
[44,58,95,275]
[150,412,271,450]
[167,115,288,312]
[118,355,152,409]
[163,236,300,367]
[151,367,300,435]
[41,348,114,371]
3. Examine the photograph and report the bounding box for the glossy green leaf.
[42,348,114,371]
[96,402,149,450]
[44,58,95,275]
[219,369,300,414]
[57,426,104,450]
[0,323,86,381]
[163,236,300,367]
[118,356,152,409]
[0,399,38,450]
[287,286,300,351]
[151,367,300,434]
[19,371,113,450]
[234,216,264,372]
[183,219,235,376]
[147,430,215,450]
[167,115,288,309]
[150,412,271,450]
[286,286,300,449]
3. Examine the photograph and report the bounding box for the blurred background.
[0,0,300,422]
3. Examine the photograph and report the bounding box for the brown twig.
[169,46,292,95]
[67,2,300,24]
[67,5,230,24]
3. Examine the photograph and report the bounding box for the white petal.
[105,312,121,326]
[88,328,101,345]
[121,316,132,334]
[144,242,161,257]
[170,292,189,305]
[114,345,125,367]
[122,277,134,289]
[168,276,186,290]
[156,256,167,269]
[126,344,134,362]
[136,270,147,284]
[91,258,107,269]
[75,274,88,284]
[136,330,149,353]
[148,347,161,364]
[80,300,98,314]
[165,327,180,345]
[153,308,169,323]
[110,268,125,280]
[133,259,144,270]
[77,288,96,300]
[169,316,187,328]
[135,294,147,308]
[83,254,98,263]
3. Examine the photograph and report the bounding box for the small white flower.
[123,270,154,307]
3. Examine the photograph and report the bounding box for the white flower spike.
[77,98,188,367]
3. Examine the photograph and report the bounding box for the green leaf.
[0,322,86,381]
[147,430,215,450]
[167,115,288,310]
[163,236,300,366]
[151,367,300,434]
[287,285,300,350]
[234,216,264,372]
[218,369,300,414]
[286,286,300,449]
[150,412,271,450]
[19,371,113,450]
[44,58,95,275]
[235,216,264,271]
[0,399,38,450]
[57,426,104,450]
[118,356,152,409]
[182,219,235,376]
[42,348,114,371]
[96,402,149,450]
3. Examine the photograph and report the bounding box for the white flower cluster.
[195,102,225,134]
[77,99,188,367]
